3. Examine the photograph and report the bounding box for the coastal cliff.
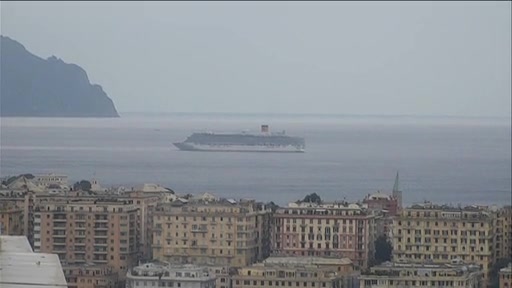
[0,36,119,117]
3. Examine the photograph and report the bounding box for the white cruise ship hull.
[173,142,305,153]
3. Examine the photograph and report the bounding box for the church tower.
[392,171,403,211]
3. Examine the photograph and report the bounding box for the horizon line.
[119,111,511,120]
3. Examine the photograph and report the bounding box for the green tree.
[302,193,322,204]
[374,235,392,265]
[267,201,280,212]
[73,180,92,191]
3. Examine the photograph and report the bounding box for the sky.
[1,1,511,117]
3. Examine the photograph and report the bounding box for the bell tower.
[392,171,403,211]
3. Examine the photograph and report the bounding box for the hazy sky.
[1,1,511,116]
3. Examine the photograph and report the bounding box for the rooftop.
[263,256,352,266]
[362,260,483,277]
[127,262,215,281]
[0,236,68,288]
[287,201,365,210]
[407,201,496,213]
[500,263,512,273]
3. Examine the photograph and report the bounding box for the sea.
[0,113,510,207]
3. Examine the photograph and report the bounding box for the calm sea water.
[1,114,510,206]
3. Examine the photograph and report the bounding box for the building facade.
[272,201,378,269]
[125,262,216,288]
[0,200,24,235]
[152,194,273,267]
[359,260,484,288]
[34,173,69,189]
[63,263,119,288]
[122,191,164,261]
[33,198,140,279]
[392,202,494,284]
[0,190,37,245]
[494,206,512,261]
[500,264,512,288]
[231,256,357,288]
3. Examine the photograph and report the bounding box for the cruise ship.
[173,125,305,153]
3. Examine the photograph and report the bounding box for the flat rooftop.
[0,236,68,288]
[263,256,352,266]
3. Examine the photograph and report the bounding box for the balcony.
[191,228,208,233]
[53,246,67,253]
[95,217,108,223]
[53,233,66,238]
[93,258,108,263]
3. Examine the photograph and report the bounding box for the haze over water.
[1,114,510,206]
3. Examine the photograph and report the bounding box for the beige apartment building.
[0,200,24,235]
[392,202,495,285]
[122,191,164,260]
[231,256,358,288]
[152,193,273,268]
[359,260,484,288]
[0,191,37,245]
[272,201,378,269]
[500,264,512,288]
[63,263,119,288]
[33,198,140,279]
[494,206,512,261]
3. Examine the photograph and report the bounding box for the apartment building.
[63,263,119,288]
[34,173,69,188]
[125,262,216,288]
[122,191,164,260]
[272,201,378,269]
[362,192,400,217]
[33,198,140,279]
[208,266,233,288]
[392,202,494,284]
[0,190,36,245]
[152,193,273,267]
[231,256,358,288]
[0,200,24,235]
[494,206,512,261]
[359,260,484,288]
[500,264,512,288]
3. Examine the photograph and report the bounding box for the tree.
[301,193,322,204]
[374,234,392,265]
[73,180,92,191]
[267,201,280,212]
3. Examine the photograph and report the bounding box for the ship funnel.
[261,125,269,133]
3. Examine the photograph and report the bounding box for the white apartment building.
[126,262,216,288]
